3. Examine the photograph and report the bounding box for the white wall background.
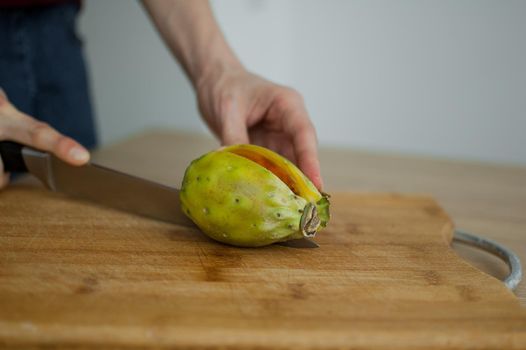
[79,0,526,165]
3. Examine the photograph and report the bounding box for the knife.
[0,141,319,248]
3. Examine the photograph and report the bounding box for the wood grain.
[0,129,525,349]
[92,130,526,305]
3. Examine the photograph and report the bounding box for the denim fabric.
[0,2,97,149]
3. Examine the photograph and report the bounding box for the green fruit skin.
[180,151,308,247]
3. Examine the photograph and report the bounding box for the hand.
[196,67,323,190]
[0,89,90,189]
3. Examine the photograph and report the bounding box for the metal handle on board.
[453,229,522,291]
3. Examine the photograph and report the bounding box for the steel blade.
[277,238,319,248]
[23,149,194,226]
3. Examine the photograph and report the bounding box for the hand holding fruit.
[195,67,323,190]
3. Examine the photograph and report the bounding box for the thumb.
[220,98,249,145]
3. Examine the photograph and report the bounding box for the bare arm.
[141,0,240,85]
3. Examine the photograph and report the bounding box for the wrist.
[194,57,245,91]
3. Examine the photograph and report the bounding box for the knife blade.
[0,141,194,226]
[0,141,319,248]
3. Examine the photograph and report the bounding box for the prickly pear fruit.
[179,144,330,247]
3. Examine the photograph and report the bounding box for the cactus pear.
[180,144,330,247]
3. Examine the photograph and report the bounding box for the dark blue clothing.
[0,2,97,149]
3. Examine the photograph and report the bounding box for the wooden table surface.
[92,129,526,306]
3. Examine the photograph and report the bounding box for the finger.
[219,97,249,145]
[265,89,323,189]
[274,95,324,189]
[1,110,90,166]
[292,124,323,190]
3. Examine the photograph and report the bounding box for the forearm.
[141,0,243,86]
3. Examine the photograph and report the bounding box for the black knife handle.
[0,141,27,172]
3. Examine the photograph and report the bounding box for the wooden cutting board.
[1,133,525,349]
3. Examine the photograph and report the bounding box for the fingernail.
[315,175,324,191]
[69,147,90,162]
